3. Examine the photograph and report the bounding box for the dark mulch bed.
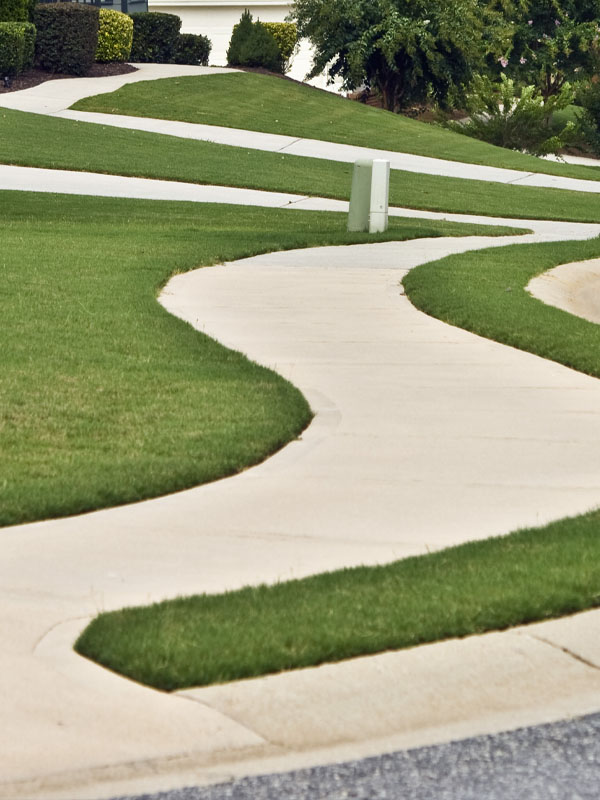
[0,62,137,93]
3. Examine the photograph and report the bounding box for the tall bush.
[34,3,99,75]
[227,10,282,73]
[16,19,34,67]
[0,0,27,23]
[262,22,297,73]
[130,12,180,63]
[172,32,211,66]
[0,22,24,75]
[448,74,576,156]
[96,8,132,63]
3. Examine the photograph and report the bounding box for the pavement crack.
[279,195,311,207]
[524,632,600,672]
[506,172,536,185]
[277,137,303,152]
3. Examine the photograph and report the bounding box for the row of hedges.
[129,12,210,65]
[0,5,212,77]
[0,4,296,78]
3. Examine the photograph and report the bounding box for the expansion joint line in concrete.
[277,137,303,153]
[523,633,600,673]
[506,172,537,185]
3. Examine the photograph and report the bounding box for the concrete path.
[2,63,600,194]
[3,69,600,800]
[528,258,600,325]
[4,222,600,800]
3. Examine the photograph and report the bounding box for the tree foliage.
[291,0,512,111]
[499,0,600,100]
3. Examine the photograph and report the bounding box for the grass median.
[76,234,600,691]
[0,191,514,527]
[75,507,600,691]
[4,109,600,223]
[72,71,600,182]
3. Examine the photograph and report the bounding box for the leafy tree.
[499,0,600,100]
[291,0,512,111]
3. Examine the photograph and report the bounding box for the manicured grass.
[4,109,600,223]
[72,71,600,182]
[75,507,600,691]
[75,233,600,690]
[0,191,513,527]
[403,236,600,378]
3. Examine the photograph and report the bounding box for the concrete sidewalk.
[2,68,600,800]
[2,63,600,193]
[4,226,600,800]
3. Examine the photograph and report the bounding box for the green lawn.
[402,237,600,378]
[75,233,600,691]
[72,71,600,182]
[3,108,600,223]
[0,191,512,527]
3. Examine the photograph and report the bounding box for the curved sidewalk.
[4,227,600,800]
[2,70,600,800]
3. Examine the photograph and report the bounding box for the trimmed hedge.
[18,19,34,66]
[0,22,24,75]
[34,3,99,75]
[0,21,34,74]
[227,10,282,73]
[96,8,132,63]
[263,22,297,73]
[0,0,27,23]
[173,32,211,66]
[130,12,180,63]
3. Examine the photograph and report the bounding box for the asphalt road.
[115,712,600,800]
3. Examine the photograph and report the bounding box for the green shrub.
[0,0,27,23]
[130,12,180,63]
[226,8,252,66]
[95,8,132,63]
[172,32,211,65]
[34,3,99,75]
[0,20,34,73]
[16,19,34,67]
[575,82,600,156]
[227,10,282,73]
[0,22,24,75]
[262,22,297,73]
[447,74,576,157]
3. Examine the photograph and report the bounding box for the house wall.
[148,0,335,89]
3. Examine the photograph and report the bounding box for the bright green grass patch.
[0,191,514,527]
[3,109,600,223]
[75,507,600,691]
[403,236,600,378]
[73,72,600,182]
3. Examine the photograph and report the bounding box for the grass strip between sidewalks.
[76,235,600,691]
[3,108,600,223]
[72,71,600,183]
[0,191,512,527]
[76,507,600,691]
